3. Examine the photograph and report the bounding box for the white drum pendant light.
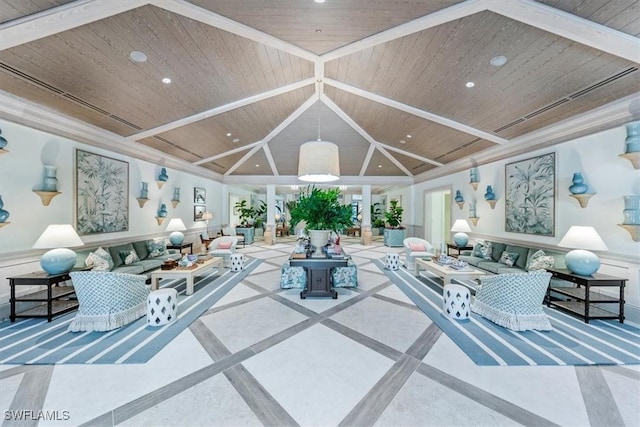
[298,140,340,182]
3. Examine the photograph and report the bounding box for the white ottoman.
[230,253,244,272]
[443,284,470,320]
[385,253,400,270]
[147,288,178,326]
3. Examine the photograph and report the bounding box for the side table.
[167,242,193,254]
[446,243,473,258]
[9,271,80,322]
[546,268,626,323]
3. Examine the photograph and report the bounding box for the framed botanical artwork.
[194,187,206,204]
[194,205,206,222]
[75,149,129,235]
[505,152,556,236]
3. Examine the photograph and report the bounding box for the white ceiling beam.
[224,95,317,176]
[0,0,148,51]
[321,0,487,62]
[194,141,261,165]
[325,78,508,145]
[223,175,414,186]
[321,94,413,177]
[127,78,316,141]
[489,0,640,63]
[359,145,376,177]
[150,0,319,62]
[263,145,279,176]
[377,143,444,167]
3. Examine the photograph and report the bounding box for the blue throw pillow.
[499,251,519,267]
[472,241,492,259]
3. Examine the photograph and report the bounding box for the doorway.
[423,187,451,253]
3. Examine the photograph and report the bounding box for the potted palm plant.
[288,186,353,257]
[234,200,256,244]
[383,199,406,247]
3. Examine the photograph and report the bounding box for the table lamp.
[33,224,84,275]
[450,219,472,247]
[202,211,213,236]
[166,218,187,245]
[558,226,608,276]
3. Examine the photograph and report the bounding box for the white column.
[266,185,276,244]
[362,185,372,226]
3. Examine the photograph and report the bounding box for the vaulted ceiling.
[0,0,638,190]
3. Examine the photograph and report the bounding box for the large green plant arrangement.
[384,199,404,229]
[371,202,385,228]
[234,200,255,227]
[288,186,353,232]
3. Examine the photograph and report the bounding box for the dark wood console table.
[446,242,473,258]
[546,268,626,323]
[289,252,349,299]
[9,270,80,322]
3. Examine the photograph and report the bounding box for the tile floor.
[1,236,638,427]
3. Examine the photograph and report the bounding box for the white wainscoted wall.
[410,124,640,325]
[0,119,225,320]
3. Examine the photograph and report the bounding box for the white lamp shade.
[33,225,83,275]
[558,226,608,251]
[298,140,340,182]
[166,218,187,232]
[33,224,83,249]
[450,219,472,233]
[202,211,213,221]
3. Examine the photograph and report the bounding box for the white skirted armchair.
[208,236,238,267]
[403,237,436,270]
[68,271,150,332]
[472,271,553,331]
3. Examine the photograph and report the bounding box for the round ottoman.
[147,288,178,326]
[385,253,400,270]
[230,253,244,272]
[443,284,470,320]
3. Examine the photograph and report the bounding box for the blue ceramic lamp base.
[453,233,469,247]
[565,249,600,276]
[169,231,185,245]
[40,248,77,275]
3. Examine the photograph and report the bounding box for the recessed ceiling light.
[465,81,475,88]
[490,55,507,67]
[255,164,260,167]
[399,140,406,144]
[162,77,171,84]
[315,29,322,33]
[378,165,382,168]
[129,51,147,63]
[232,138,239,143]
[314,0,325,3]
[406,134,412,138]
[226,132,232,137]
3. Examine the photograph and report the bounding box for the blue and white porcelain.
[625,121,640,153]
[42,165,58,192]
[623,195,640,225]
[158,167,169,182]
[569,172,588,195]
[0,195,9,223]
[454,190,464,203]
[157,204,168,218]
[140,182,149,199]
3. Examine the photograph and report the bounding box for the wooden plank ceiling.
[0,0,638,186]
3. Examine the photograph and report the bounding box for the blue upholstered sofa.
[73,238,181,277]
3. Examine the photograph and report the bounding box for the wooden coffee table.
[415,259,486,285]
[150,257,223,295]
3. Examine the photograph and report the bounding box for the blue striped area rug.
[375,260,640,366]
[0,258,261,365]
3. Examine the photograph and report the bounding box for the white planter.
[308,230,330,257]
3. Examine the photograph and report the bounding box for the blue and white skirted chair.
[471,271,553,331]
[68,271,150,332]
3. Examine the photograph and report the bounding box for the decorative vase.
[158,167,168,182]
[454,190,464,203]
[0,195,9,223]
[469,202,477,218]
[140,182,149,199]
[42,165,58,192]
[568,172,588,195]
[484,185,495,200]
[172,187,180,201]
[0,136,6,150]
[625,121,640,153]
[622,195,640,225]
[469,168,478,183]
[308,229,330,258]
[158,204,168,218]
